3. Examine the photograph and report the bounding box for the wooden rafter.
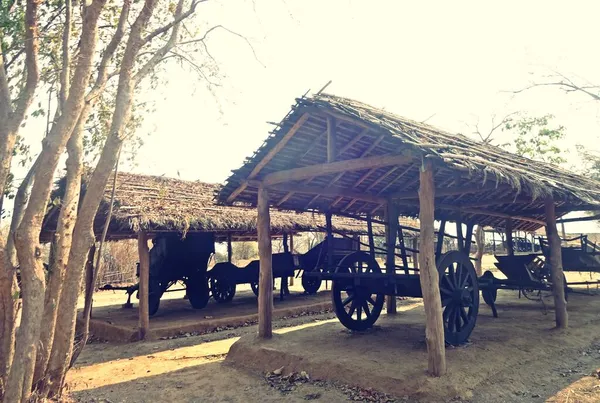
[262,153,416,187]
[263,182,386,205]
[276,127,371,206]
[227,112,310,203]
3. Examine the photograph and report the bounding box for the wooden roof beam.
[392,183,511,200]
[262,153,416,187]
[226,112,310,203]
[258,181,387,206]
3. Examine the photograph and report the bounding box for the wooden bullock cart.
[217,92,600,376]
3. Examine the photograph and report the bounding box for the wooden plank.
[397,225,409,275]
[227,113,310,202]
[263,153,416,186]
[385,202,398,314]
[505,218,514,256]
[257,186,273,338]
[418,159,446,376]
[137,231,150,340]
[456,219,464,252]
[545,197,568,329]
[327,116,336,162]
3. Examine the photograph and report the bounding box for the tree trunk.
[44,2,161,396]
[545,197,568,328]
[7,2,107,400]
[34,123,84,388]
[0,238,18,399]
[474,225,485,276]
[417,160,446,376]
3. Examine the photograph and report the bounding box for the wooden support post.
[257,185,273,338]
[327,116,337,162]
[385,202,398,314]
[326,212,335,271]
[435,220,446,260]
[505,218,514,256]
[289,234,294,286]
[367,214,376,257]
[456,220,464,252]
[83,244,96,317]
[412,237,419,270]
[283,232,289,253]
[464,223,474,255]
[397,226,409,275]
[227,233,233,263]
[545,197,568,329]
[418,160,447,376]
[492,231,496,253]
[137,231,150,340]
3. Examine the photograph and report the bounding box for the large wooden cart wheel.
[210,271,236,303]
[332,252,385,331]
[186,273,210,309]
[301,269,322,294]
[437,251,479,345]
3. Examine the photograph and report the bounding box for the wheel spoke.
[448,264,456,287]
[440,284,453,296]
[455,307,462,331]
[357,304,362,321]
[367,296,377,305]
[460,306,469,324]
[362,301,371,319]
[342,294,354,306]
[441,296,452,307]
[447,307,456,332]
[348,300,357,316]
[442,274,454,291]
[459,264,470,288]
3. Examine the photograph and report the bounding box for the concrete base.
[226,293,600,402]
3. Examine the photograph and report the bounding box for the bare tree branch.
[140,0,206,45]
[179,24,265,67]
[133,0,187,86]
[85,0,132,103]
[512,72,600,102]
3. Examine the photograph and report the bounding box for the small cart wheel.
[301,269,322,294]
[438,251,480,345]
[480,270,497,307]
[210,274,236,303]
[186,274,210,309]
[332,251,385,331]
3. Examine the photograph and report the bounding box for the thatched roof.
[41,172,404,242]
[218,93,600,232]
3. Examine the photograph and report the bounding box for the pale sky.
[11,0,600,232]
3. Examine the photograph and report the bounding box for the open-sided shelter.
[41,172,402,338]
[218,93,600,376]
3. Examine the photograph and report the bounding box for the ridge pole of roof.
[418,159,446,376]
[505,218,514,257]
[257,185,274,338]
[137,231,150,340]
[544,197,568,329]
[385,201,398,314]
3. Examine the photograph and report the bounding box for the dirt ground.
[67,273,600,403]
[80,280,332,341]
